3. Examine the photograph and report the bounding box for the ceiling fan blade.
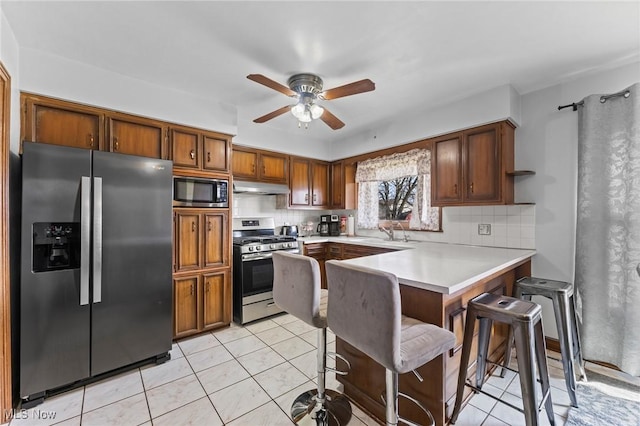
[247,74,297,97]
[319,107,345,130]
[253,105,292,123]
[321,79,375,100]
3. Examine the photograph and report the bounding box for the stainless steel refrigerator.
[20,141,173,405]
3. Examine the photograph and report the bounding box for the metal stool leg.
[552,292,578,407]
[385,369,399,426]
[513,320,541,426]
[569,294,587,381]
[476,317,492,389]
[291,328,352,425]
[501,291,531,377]
[450,308,477,424]
[534,320,555,426]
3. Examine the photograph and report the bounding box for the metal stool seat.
[503,277,586,407]
[273,252,352,426]
[325,260,456,426]
[451,293,555,426]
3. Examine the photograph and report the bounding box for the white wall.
[1,7,21,154]
[517,61,640,337]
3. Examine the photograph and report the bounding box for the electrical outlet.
[478,224,491,235]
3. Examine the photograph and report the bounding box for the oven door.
[240,249,299,297]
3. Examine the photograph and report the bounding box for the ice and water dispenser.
[32,222,80,272]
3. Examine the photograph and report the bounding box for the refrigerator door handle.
[80,176,91,306]
[93,177,103,303]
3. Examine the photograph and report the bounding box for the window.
[355,149,440,231]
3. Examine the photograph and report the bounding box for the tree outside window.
[378,177,418,220]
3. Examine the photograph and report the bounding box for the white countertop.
[298,236,535,295]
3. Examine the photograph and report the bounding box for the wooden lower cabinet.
[336,259,532,426]
[173,270,231,338]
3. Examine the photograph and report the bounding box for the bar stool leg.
[501,289,530,377]
[450,309,477,424]
[385,369,399,426]
[513,321,541,426]
[534,320,555,425]
[476,317,493,389]
[569,294,587,381]
[552,292,579,407]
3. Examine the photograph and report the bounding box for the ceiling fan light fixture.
[310,103,324,119]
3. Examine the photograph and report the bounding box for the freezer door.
[91,151,173,375]
[20,142,92,398]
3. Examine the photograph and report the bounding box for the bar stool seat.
[450,293,555,426]
[503,277,586,408]
[326,260,455,426]
[273,252,351,426]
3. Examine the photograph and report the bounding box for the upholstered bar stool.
[325,260,456,426]
[272,252,352,426]
[450,293,555,426]
[502,277,587,407]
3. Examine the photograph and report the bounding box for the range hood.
[233,180,290,195]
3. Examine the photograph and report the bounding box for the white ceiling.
[2,1,639,143]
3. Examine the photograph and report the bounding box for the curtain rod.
[558,88,631,111]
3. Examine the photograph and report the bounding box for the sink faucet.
[378,225,394,241]
[394,221,410,242]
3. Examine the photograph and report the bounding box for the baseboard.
[545,336,560,353]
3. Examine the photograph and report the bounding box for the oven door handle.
[241,249,300,261]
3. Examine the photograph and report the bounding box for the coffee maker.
[317,215,331,236]
[328,214,341,236]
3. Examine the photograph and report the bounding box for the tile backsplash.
[234,194,535,249]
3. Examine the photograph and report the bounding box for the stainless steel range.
[232,217,299,324]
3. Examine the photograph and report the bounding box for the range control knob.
[248,246,254,252]
[255,246,261,251]
[270,244,276,249]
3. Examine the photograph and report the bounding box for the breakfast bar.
[301,238,535,426]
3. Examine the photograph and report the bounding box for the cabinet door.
[312,161,330,207]
[232,148,258,179]
[24,99,102,150]
[108,116,166,159]
[290,158,311,206]
[432,135,463,204]
[202,270,231,330]
[331,162,345,209]
[203,134,230,172]
[259,153,288,183]
[174,276,199,338]
[175,212,201,272]
[464,126,500,203]
[171,127,200,168]
[203,211,229,269]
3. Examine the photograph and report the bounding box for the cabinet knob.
[192,221,196,232]
[262,165,266,175]
[470,182,474,193]
[252,164,255,173]
[208,221,212,231]
[453,183,458,195]
[313,194,317,202]
[205,282,210,292]
[190,150,195,160]
[190,283,194,296]
[207,152,211,163]
[113,137,119,151]
[88,134,94,147]
[304,193,308,202]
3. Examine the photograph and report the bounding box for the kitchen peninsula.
[300,238,535,425]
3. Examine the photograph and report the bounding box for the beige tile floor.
[7,314,577,426]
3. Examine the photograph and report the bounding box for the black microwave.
[173,176,228,208]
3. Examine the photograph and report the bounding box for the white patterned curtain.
[575,82,640,376]
[355,149,439,230]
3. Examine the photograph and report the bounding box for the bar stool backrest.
[325,260,402,371]
[273,251,325,328]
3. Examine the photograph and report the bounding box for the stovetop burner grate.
[232,235,297,246]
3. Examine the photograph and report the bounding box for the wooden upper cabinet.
[22,94,103,150]
[312,161,329,207]
[232,146,288,183]
[232,148,258,179]
[107,114,167,159]
[432,121,515,206]
[259,152,288,183]
[331,162,345,208]
[171,126,231,172]
[290,157,311,206]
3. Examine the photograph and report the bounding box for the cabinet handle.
[454,183,458,195]
[305,193,308,202]
[113,137,119,151]
[207,152,211,163]
[252,164,255,173]
[470,182,474,193]
[192,221,196,232]
[262,165,266,175]
[313,193,317,202]
[190,283,194,296]
[205,282,210,292]
[208,221,212,231]
[190,150,195,160]
[88,134,94,147]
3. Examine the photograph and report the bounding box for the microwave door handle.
[93,177,103,303]
[80,176,91,306]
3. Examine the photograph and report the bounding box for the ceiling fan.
[247,73,375,130]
